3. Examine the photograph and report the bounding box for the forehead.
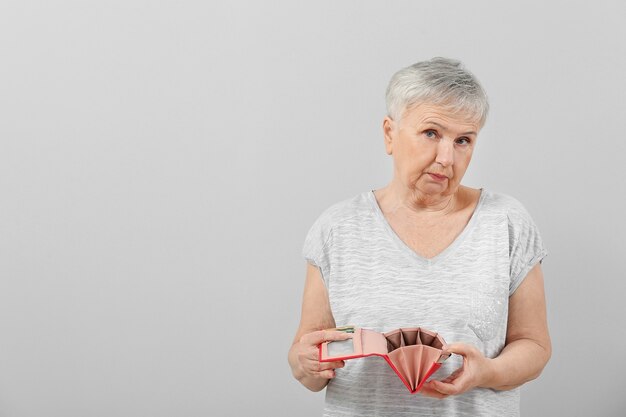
[400,103,481,134]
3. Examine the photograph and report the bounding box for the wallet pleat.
[430,336,444,350]
[405,345,417,389]
[385,329,402,352]
[404,345,423,390]
[418,345,442,383]
[387,348,412,389]
[419,328,437,347]
[400,328,418,346]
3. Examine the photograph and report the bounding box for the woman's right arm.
[288,263,351,392]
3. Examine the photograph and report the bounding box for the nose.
[435,139,454,167]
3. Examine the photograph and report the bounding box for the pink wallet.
[319,327,451,394]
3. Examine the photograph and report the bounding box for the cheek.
[452,153,473,177]
[395,143,422,166]
[394,138,438,174]
[406,141,436,164]
[456,147,473,161]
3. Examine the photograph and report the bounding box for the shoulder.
[480,190,536,222]
[302,191,373,260]
[308,191,372,232]
[480,190,544,255]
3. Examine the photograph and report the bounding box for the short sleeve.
[507,200,548,295]
[302,213,332,286]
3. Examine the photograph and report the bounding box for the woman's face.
[383,103,481,199]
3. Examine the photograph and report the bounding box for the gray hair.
[385,57,489,127]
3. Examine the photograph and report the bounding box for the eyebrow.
[423,121,477,136]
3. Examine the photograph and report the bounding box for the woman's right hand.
[289,263,347,391]
[291,330,352,381]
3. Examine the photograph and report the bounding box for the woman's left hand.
[420,342,494,399]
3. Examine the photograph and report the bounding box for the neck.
[378,182,462,216]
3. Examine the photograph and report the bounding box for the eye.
[424,129,438,139]
[455,137,471,145]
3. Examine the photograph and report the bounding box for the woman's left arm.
[423,263,551,397]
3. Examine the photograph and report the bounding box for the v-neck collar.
[367,189,486,267]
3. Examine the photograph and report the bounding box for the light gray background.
[1,1,625,416]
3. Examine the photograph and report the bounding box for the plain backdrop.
[1,1,625,416]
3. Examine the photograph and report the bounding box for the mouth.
[427,173,448,181]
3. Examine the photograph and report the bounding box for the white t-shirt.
[302,189,547,417]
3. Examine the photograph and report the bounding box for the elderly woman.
[288,57,551,416]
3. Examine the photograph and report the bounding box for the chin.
[416,184,449,195]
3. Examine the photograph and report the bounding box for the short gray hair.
[385,57,489,127]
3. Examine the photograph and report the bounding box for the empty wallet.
[319,327,451,394]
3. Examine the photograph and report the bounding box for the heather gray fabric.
[302,189,547,417]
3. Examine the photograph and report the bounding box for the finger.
[419,382,449,399]
[319,360,345,370]
[315,369,337,379]
[301,329,353,345]
[302,356,345,374]
[445,342,477,358]
[441,372,461,384]
[324,361,346,369]
[446,367,472,390]
[441,367,463,383]
[430,368,474,396]
[299,344,326,363]
[304,343,349,363]
[427,379,462,396]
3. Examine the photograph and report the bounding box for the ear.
[383,116,395,155]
